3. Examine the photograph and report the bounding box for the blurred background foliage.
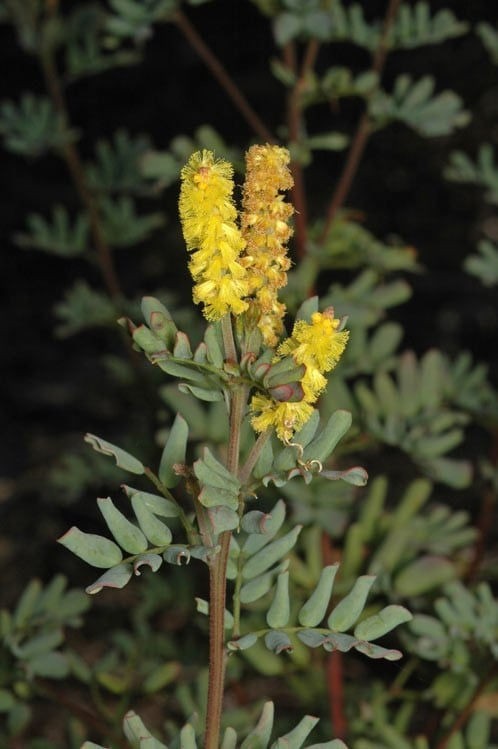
[0,0,497,747]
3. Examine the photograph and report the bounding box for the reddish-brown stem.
[434,665,498,749]
[327,652,348,740]
[204,323,246,749]
[319,0,401,244]
[465,429,498,583]
[174,10,275,144]
[284,39,320,259]
[321,532,347,739]
[39,39,122,302]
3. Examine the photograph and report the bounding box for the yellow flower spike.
[278,309,349,374]
[251,309,349,442]
[241,144,294,344]
[179,150,249,321]
[250,394,315,443]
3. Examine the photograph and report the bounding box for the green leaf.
[195,598,234,629]
[159,414,189,487]
[271,714,319,749]
[84,434,145,474]
[206,505,240,534]
[143,661,181,693]
[240,702,274,749]
[29,651,69,678]
[122,710,168,749]
[354,605,412,641]
[370,74,470,137]
[58,527,123,568]
[85,566,133,595]
[273,12,303,45]
[131,497,172,546]
[97,497,147,554]
[298,564,339,627]
[242,526,302,580]
[180,722,198,749]
[15,205,89,257]
[142,296,178,347]
[302,410,352,463]
[227,633,259,652]
[477,22,498,65]
[99,194,164,247]
[54,281,117,337]
[0,94,77,157]
[17,630,63,659]
[328,575,376,632]
[240,568,281,604]
[353,641,403,661]
[394,556,456,596]
[85,129,152,193]
[306,132,349,151]
[0,690,15,712]
[243,500,286,555]
[194,448,240,510]
[264,630,293,654]
[122,486,179,517]
[13,579,42,627]
[266,571,290,628]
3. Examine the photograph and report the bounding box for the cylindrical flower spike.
[251,309,349,442]
[179,150,250,321]
[241,144,294,346]
[277,309,350,401]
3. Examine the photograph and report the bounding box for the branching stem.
[435,664,498,749]
[38,28,122,303]
[174,10,275,144]
[319,0,401,244]
[284,40,320,260]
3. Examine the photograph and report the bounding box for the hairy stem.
[221,313,237,364]
[319,0,400,244]
[204,317,247,749]
[174,10,275,144]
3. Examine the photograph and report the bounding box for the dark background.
[1,0,497,590]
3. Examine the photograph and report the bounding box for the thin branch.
[204,385,247,749]
[321,532,347,739]
[319,0,401,244]
[174,10,275,144]
[435,664,498,749]
[284,40,320,260]
[465,428,498,583]
[39,38,122,302]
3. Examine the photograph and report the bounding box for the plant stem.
[465,428,498,583]
[221,313,238,365]
[239,428,272,485]
[322,532,347,739]
[144,467,197,544]
[319,0,400,244]
[38,29,122,303]
[435,664,498,749]
[174,10,275,144]
[284,40,319,260]
[204,316,247,749]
